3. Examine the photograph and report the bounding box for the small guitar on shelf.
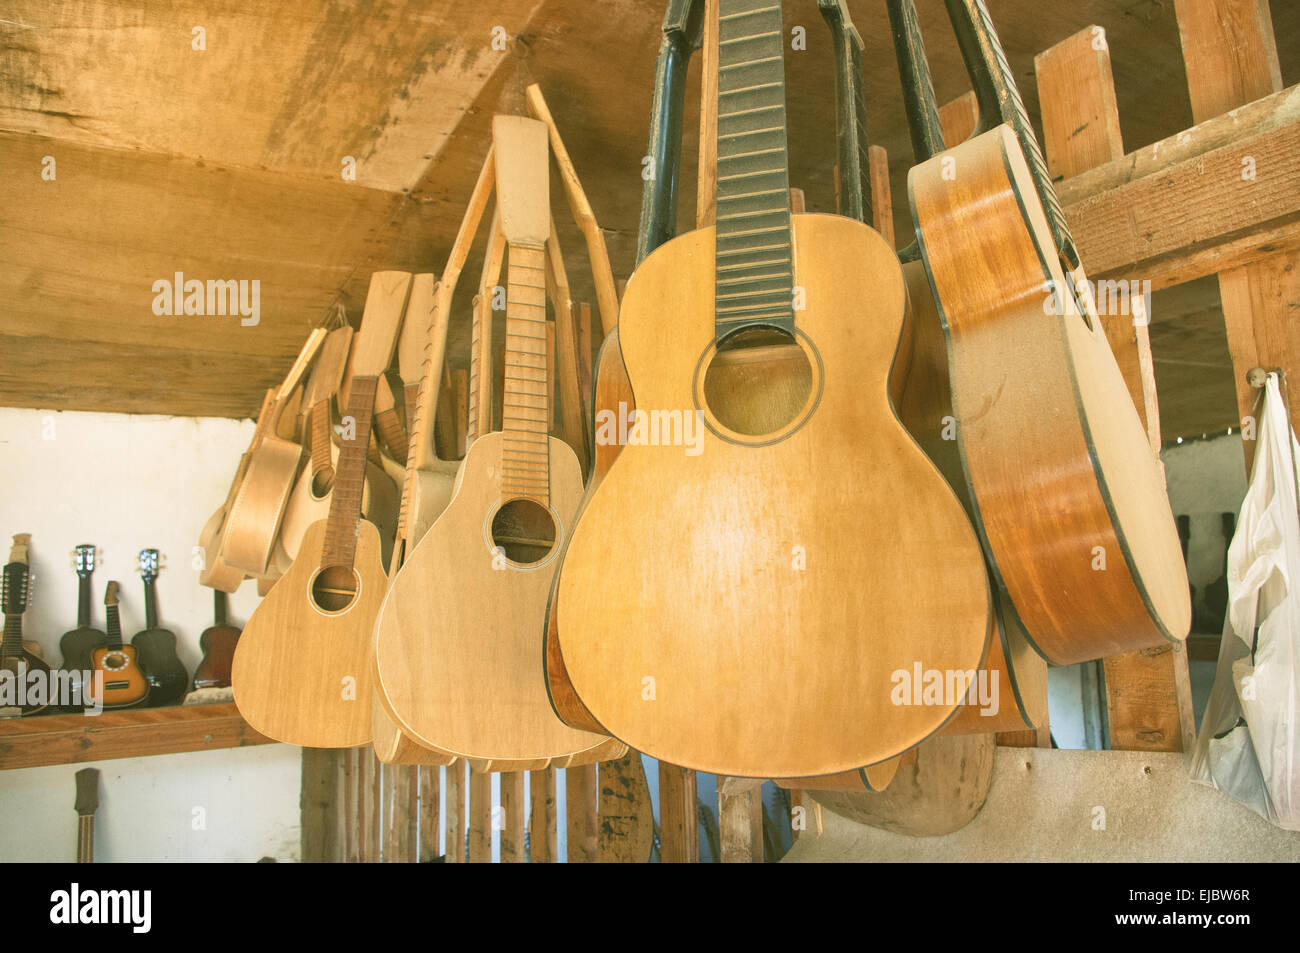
[59,544,107,709]
[193,589,240,690]
[132,550,189,706]
[91,582,149,709]
[75,767,100,863]
[2,534,52,716]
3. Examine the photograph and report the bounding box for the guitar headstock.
[72,544,101,577]
[136,549,164,581]
[3,535,31,615]
[74,767,100,817]
[104,580,120,607]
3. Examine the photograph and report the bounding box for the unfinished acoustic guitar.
[906,0,1190,665]
[552,0,990,779]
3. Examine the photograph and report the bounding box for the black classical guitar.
[2,534,52,715]
[131,550,189,706]
[58,544,107,710]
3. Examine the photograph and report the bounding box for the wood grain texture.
[374,432,620,763]
[808,733,994,837]
[597,751,653,862]
[555,215,990,777]
[565,763,598,863]
[0,701,271,770]
[232,520,385,747]
[418,764,441,861]
[909,125,1190,665]
[1175,0,1282,123]
[445,760,465,863]
[658,761,698,863]
[529,767,557,862]
[500,772,526,862]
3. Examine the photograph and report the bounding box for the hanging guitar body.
[276,445,400,570]
[909,125,1191,665]
[554,215,991,778]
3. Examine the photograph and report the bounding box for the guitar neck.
[309,400,333,475]
[213,588,227,627]
[945,0,1078,269]
[321,376,378,569]
[887,0,945,164]
[714,0,795,340]
[500,243,551,506]
[818,0,872,223]
[2,613,22,656]
[142,576,159,630]
[105,604,123,651]
[76,572,92,628]
[77,816,94,863]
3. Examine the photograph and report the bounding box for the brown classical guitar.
[1,534,51,715]
[906,0,1190,665]
[91,582,149,709]
[192,589,240,690]
[373,116,622,767]
[551,0,990,779]
[232,271,411,747]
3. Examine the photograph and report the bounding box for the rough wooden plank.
[597,751,653,862]
[499,773,526,863]
[1178,0,1292,476]
[565,763,598,863]
[529,767,557,863]
[657,763,698,863]
[342,748,358,863]
[300,748,339,863]
[938,91,979,146]
[468,769,492,863]
[418,765,441,862]
[0,702,272,771]
[445,760,465,863]
[718,782,764,863]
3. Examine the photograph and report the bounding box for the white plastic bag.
[1189,373,1300,830]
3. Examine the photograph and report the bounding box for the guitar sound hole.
[491,499,557,565]
[703,328,814,437]
[310,467,336,500]
[310,566,360,613]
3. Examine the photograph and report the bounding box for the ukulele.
[192,589,241,690]
[131,550,189,706]
[1,534,52,715]
[232,271,411,748]
[276,323,401,573]
[91,581,149,708]
[552,0,990,779]
[58,545,108,710]
[905,0,1190,665]
[74,767,100,863]
[374,116,622,766]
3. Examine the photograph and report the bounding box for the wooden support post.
[468,769,492,863]
[529,767,557,863]
[498,773,526,863]
[1036,25,1194,755]
[565,763,598,862]
[453,369,469,458]
[937,90,978,146]
[658,762,698,862]
[418,764,441,862]
[1176,0,1294,475]
[300,748,339,863]
[597,751,654,862]
[717,777,764,863]
[444,760,465,863]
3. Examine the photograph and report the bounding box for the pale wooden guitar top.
[554,214,991,778]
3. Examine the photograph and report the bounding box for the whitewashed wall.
[0,407,301,862]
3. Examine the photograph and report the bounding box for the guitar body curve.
[220,435,304,577]
[278,448,400,569]
[555,214,991,778]
[232,519,385,747]
[88,645,149,709]
[198,506,246,593]
[908,125,1191,665]
[59,626,107,676]
[374,431,621,763]
[193,625,240,690]
[131,628,188,706]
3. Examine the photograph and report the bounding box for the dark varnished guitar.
[58,544,107,710]
[90,581,149,709]
[2,534,52,715]
[193,589,240,690]
[131,550,188,706]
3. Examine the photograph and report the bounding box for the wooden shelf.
[0,702,274,770]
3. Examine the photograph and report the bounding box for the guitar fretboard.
[501,243,550,506]
[714,0,794,339]
[310,401,333,476]
[2,613,22,656]
[321,376,377,569]
[105,604,123,651]
[955,0,1079,269]
[77,816,93,863]
[821,1,872,223]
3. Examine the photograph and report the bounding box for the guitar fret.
[717,168,787,183]
[718,81,782,96]
[716,257,790,273]
[720,56,783,70]
[716,242,790,258]
[720,30,780,43]
[718,103,783,119]
[719,4,780,21]
[716,271,791,286]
